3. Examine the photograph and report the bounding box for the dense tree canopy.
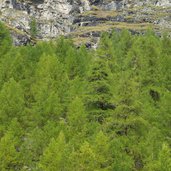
[0,23,171,170]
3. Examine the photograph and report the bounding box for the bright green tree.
[67,97,87,133]
[0,131,20,171]
[70,141,97,171]
[144,143,171,171]
[93,131,111,170]
[38,131,68,171]
[31,54,64,124]
[0,78,24,129]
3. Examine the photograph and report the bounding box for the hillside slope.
[1,0,171,46]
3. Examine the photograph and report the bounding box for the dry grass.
[81,9,119,18]
[71,22,154,36]
[72,37,91,45]
[4,22,37,42]
[5,23,26,35]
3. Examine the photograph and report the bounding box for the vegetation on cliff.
[0,23,171,171]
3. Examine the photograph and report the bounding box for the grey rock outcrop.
[1,0,171,46]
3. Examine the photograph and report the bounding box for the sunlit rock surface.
[1,0,171,46]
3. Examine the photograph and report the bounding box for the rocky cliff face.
[1,0,171,46]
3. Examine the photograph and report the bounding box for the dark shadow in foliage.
[149,89,160,102]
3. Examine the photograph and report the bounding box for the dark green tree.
[0,22,12,56]
[86,57,115,123]
[29,18,38,38]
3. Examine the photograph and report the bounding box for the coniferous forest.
[0,22,171,171]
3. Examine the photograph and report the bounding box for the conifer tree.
[86,57,115,123]
[0,78,24,130]
[38,131,68,171]
[70,141,97,171]
[29,18,38,38]
[67,97,87,133]
[0,22,12,56]
[32,54,64,124]
[65,45,91,79]
[93,131,111,170]
[112,71,146,136]
[0,131,20,171]
[145,143,171,171]
[158,143,171,171]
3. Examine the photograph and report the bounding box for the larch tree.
[0,78,25,132]
[38,131,68,171]
[0,131,20,171]
[86,57,115,123]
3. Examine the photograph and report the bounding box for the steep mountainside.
[1,0,171,46]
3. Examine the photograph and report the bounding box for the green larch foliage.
[0,78,24,129]
[29,18,38,38]
[0,22,170,171]
[38,131,68,171]
[0,131,20,171]
[93,131,111,170]
[0,22,12,56]
[67,97,87,131]
[86,57,115,123]
[31,54,64,124]
[70,141,97,171]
